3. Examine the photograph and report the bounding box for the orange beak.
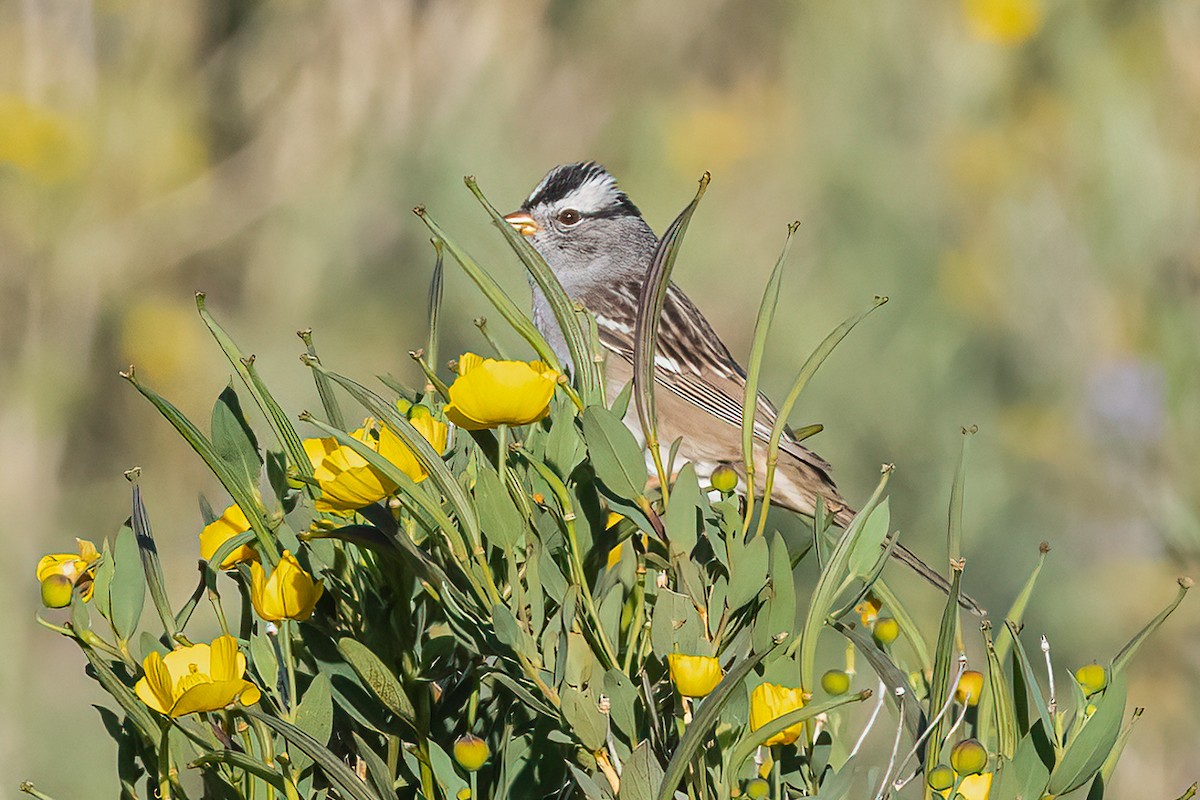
[503,211,540,237]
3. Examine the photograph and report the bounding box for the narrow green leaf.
[109,523,146,642]
[726,533,769,611]
[832,620,923,740]
[189,750,288,793]
[336,638,417,733]
[655,640,781,800]
[128,479,178,641]
[561,687,608,751]
[425,239,445,382]
[465,176,602,404]
[1047,675,1127,795]
[298,328,346,432]
[1111,577,1191,675]
[351,732,397,800]
[632,173,710,496]
[211,385,262,486]
[663,463,704,555]
[1007,621,1056,752]
[197,293,313,478]
[80,646,160,745]
[741,222,799,503]
[619,740,663,800]
[983,623,1019,759]
[992,729,1052,800]
[474,462,526,551]
[292,673,334,773]
[924,571,963,771]
[244,708,381,800]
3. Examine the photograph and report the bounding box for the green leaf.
[992,729,1052,800]
[474,462,526,551]
[197,293,314,478]
[351,732,398,799]
[619,740,663,800]
[632,173,710,490]
[109,523,145,641]
[924,569,963,771]
[603,669,638,741]
[91,539,115,624]
[663,463,704,555]
[337,638,417,733]
[756,533,797,653]
[245,708,381,800]
[580,406,647,500]
[832,620,923,740]
[655,641,782,800]
[190,749,288,793]
[292,673,334,773]
[545,397,586,477]
[726,534,769,611]
[650,589,703,658]
[79,646,160,745]
[1047,675,1127,796]
[845,498,890,578]
[983,623,1019,760]
[1111,578,1191,675]
[211,384,263,489]
[562,687,608,751]
[129,480,178,641]
[465,176,602,404]
[740,223,799,496]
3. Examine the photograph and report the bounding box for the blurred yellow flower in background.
[749,683,807,746]
[134,635,261,717]
[36,539,101,602]
[0,95,89,183]
[963,0,1043,44]
[199,504,257,569]
[304,409,446,512]
[668,654,724,698]
[249,551,324,621]
[444,353,559,430]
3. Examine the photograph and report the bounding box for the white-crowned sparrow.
[504,162,972,608]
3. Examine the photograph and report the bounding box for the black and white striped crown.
[521,161,642,219]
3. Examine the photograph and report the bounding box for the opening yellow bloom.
[199,504,258,569]
[35,539,101,601]
[749,683,807,746]
[134,635,261,717]
[249,551,324,622]
[939,772,992,800]
[962,0,1042,45]
[668,654,724,698]
[304,409,447,513]
[443,353,560,430]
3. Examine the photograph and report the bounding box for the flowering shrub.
[27,178,1191,800]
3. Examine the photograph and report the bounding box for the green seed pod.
[821,669,851,696]
[1074,663,1107,696]
[745,778,770,800]
[927,764,955,791]
[452,734,489,772]
[40,574,74,609]
[711,465,739,494]
[873,617,900,646]
[950,738,988,776]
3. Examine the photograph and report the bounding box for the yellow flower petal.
[749,683,807,746]
[170,680,261,717]
[134,651,176,715]
[136,636,259,717]
[250,551,323,622]
[199,504,257,569]
[940,772,992,800]
[444,354,559,430]
[668,654,724,698]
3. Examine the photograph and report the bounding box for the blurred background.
[3,0,1198,795]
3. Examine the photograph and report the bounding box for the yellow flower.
[444,353,560,430]
[962,0,1042,45]
[35,539,101,602]
[668,654,724,698]
[939,772,992,800]
[199,504,257,569]
[304,409,446,513]
[856,595,882,625]
[249,551,324,622]
[134,635,261,717]
[749,683,807,746]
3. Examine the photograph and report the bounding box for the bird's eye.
[557,208,582,226]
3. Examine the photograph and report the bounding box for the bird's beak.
[503,211,540,237]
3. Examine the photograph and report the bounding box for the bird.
[503,161,978,612]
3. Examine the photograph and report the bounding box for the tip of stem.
[123,466,142,483]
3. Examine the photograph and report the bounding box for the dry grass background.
[2,1,1198,795]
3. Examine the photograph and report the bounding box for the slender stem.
[470,772,478,800]
[772,746,782,800]
[281,621,298,719]
[497,425,508,485]
[158,722,174,800]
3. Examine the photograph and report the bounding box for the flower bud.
[711,465,738,494]
[745,778,770,800]
[927,764,955,791]
[873,617,900,646]
[40,574,74,608]
[821,669,851,696]
[456,789,471,800]
[950,738,988,775]
[955,670,984,706]
[1074,663,1107,696]
[453,734,489,772]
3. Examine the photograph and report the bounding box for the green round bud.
[821,669,851,696]
[1074,663,1107,696]
[452,734,489,772]
[949,738,988,776]
[927,764,955,791]
[873,617,900,646]
[745,778,770,800]
[711,465,739,494]
[40,574,74,609]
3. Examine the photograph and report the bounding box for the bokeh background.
[3,0,1199,795]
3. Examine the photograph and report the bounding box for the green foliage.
[31,183,1190,800]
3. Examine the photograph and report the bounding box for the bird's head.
[504,162,657,291]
